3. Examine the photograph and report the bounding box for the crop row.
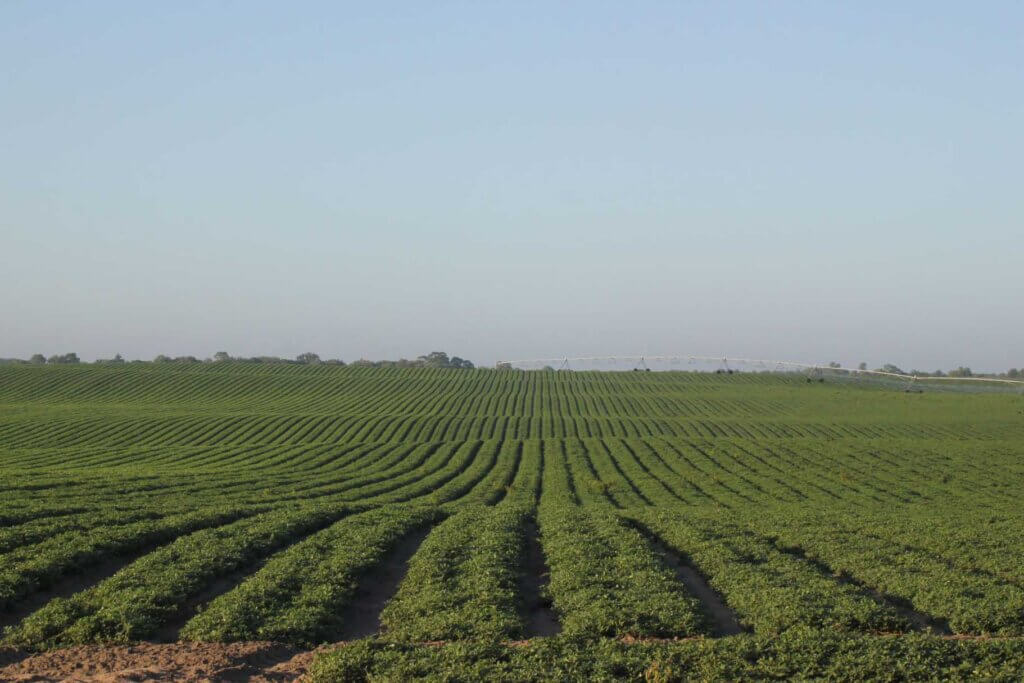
[180,504,441,646]
[0,508,170,556]
[537,503,705,638]
[307,632,1024,681]
[379,504,529,642]
[0,364,807,416]
[628,509,908,635]
[3,503,355,649]
[1,413,984,451]
[0,506,258,612]
[8,499,1024,650]
[741,510,1024,635]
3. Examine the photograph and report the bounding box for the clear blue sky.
[2,2,1021,370]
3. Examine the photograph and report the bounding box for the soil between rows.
[0,549,159,632]
[335,525,433,640]
[518,520,561,637]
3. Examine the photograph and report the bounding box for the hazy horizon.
[3,3,1021,372]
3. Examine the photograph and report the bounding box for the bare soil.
[0,641,318,682]
[333,525,432,640]
[641,530,745,636]
[155,564,273,643]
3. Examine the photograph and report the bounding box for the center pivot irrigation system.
[495,355,1024,392]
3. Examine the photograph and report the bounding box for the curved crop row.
[0,506,257,612]
[180,504,442,646]
[380,504,529,642]
[3,503,353,650]
[537,504,706,638]
[631,508,909,635]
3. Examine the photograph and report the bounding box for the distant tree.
[413,351,474,369]
[858,362,867,371]
[296,352,321,365]
[1008,368,1020,378]
[29,354,46,364]
[418,351,451,368]
[876,364,904,375]
[153,354,172,363]
[47,353,80,364]
[948,366,973,378]
[314,352,471,369]
[542,365,555,372]
[174,356,199,363]
[496,362,512,370]
[828,361,841,368]
[213,351,231,363]
[933,370,946,377]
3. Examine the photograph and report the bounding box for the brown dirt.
[0,642,322,682]
[333,525,432,640]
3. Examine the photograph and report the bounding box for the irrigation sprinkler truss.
[495,355,1024,391]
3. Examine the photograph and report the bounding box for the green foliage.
[181,505,441,646]
[630,509,907,635]
[4,504,351,649]
[0,507,255,611]
[0,363,1023,676]
[380,505,528,642]
[537,505,705,638]
[741,508,1024,635]
[308,632,1024,681]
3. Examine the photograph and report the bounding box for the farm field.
[1,363,1023,680]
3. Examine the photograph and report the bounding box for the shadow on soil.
[519,519,561,637]
[772,541,953,636]
[627,519,746,637]
[333,525,434,640]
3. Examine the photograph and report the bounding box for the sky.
[2,2,1022,371]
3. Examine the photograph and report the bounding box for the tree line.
[832,362,1022,379]
[2,354,1019,378]
[0,350,475,369]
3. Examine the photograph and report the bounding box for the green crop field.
[1,363,1023,680]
